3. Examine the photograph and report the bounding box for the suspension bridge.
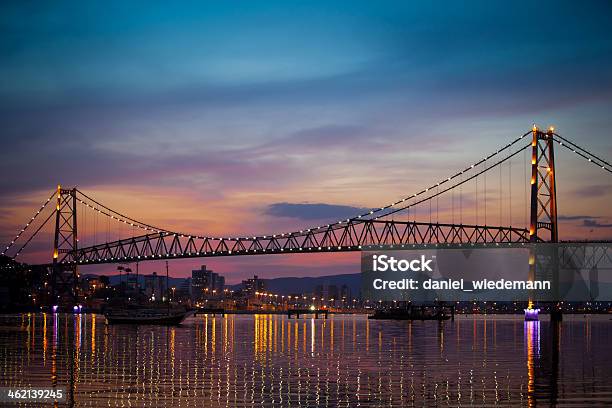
[1,126,611,304]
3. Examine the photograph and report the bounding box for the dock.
[287,308,328,319]
[194,307,225,317]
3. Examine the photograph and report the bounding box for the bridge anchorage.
[2,127,611,312]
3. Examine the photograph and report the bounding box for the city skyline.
[1,1,612,281]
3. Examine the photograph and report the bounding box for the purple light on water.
[524,308,540,321]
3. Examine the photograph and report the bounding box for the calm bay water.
[1,313,612,407]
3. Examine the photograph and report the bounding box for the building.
[177,277,192,300]
[242,275,265,296]
[191,265,224,300]
[327,285,339,302]
[315,284,341,306]
[144,272,167,301]
[340,284,352,302]
[315,284,324,299]
[84,275,105,292]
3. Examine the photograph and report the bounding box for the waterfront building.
[143,272,167,301]
[241,275,265,296]
[191,265,225,301]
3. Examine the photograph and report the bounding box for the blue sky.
[1,1,611,281]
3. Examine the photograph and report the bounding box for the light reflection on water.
[1,313,612,407]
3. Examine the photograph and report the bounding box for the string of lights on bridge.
[73,131,534,243]
[553,133,612,174]
[1,192,55,256]
[12,210,58,259]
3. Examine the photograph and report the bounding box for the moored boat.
[368,307,452,320]
[104,305,193,325]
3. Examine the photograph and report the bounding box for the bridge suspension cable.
[1,191,55,256]
[553,134,612,174]
[12,209,56,258]
[73,131,534,242]
[360,142,532,222]
[76,190,167,233]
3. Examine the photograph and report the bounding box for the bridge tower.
[527,126,560,320]
[529,125,558,243]
[51,185,79,305]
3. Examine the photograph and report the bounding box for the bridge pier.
[550,304,563,322]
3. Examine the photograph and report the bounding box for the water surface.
[1,313,611,406]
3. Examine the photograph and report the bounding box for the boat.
[104,305,193,325]
[104,260,194,325]
[368,307,452,321]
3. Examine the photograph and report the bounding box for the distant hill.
[229,273,362,296]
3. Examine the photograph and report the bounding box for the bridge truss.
[71,220,530,266]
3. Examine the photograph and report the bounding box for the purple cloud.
[265,202,369,221]
[583,219,612,228]
[558,215,601,221]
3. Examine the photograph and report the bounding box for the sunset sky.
[1,1,611,282]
